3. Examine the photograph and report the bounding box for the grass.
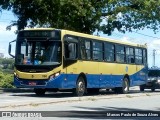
[29,103,39,107]
[126,95,132,98]
[87,97,96,101]
[146,93,151,96]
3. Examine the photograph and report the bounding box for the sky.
[0,10,160,68]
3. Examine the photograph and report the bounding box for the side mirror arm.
[8,40,16,58]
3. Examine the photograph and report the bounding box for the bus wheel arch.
[122,75,130,94]
[78,73,87,88]
[73,73,87,96]
[124,74,130,86]
[115,75,130,94]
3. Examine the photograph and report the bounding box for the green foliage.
[0,72,14,88]
[0,58,14,70]
[1,0,160,34]
[0,58,14,88]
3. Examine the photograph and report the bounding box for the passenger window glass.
[143,49,147,64]
[135,48,142,64]
[126,47,134,63]
[104,43,115,62]
[80,40,91,60]
[92,41,103,61]
[116,45,125,63]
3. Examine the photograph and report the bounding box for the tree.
[0,0,160,35]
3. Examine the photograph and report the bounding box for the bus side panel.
[99,63,147,88]
[85,74,100,88]
[130,66,148,86]
[77,61,99,88]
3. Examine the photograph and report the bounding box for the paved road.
[0,87,160,120]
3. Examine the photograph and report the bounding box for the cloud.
[0,23,16,57]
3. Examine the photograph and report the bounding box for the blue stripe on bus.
[14,69,147,89]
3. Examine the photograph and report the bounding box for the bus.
[8,28,148,96]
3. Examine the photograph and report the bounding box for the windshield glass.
[15,40,62,66]
[148,70,160,77]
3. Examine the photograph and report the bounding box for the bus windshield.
[148,70,160,77]
[15,40,61,66]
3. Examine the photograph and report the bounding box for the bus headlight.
[55,72,60,77]
[49,71,61,80]
[14,72,19,78]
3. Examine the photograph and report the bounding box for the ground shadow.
[41,107,160,119]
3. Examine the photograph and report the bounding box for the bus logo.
[31,75,34,78]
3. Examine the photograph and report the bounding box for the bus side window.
[65,42,77,59]
[126,47,134,64]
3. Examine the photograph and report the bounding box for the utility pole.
[153,49,156,67]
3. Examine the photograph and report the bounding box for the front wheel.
[151,88,155,92]
[34,88,46,96]
[73,76,86,96]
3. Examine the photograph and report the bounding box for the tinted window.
[143,49,147,64]
[126,47,134,64]
[64,36,78,59]
[116,45,125,63]
[80,40,91,60]
[92,41,103,61]
[135,48,142,64]
[148,70,160,77]
[104,43,115,62]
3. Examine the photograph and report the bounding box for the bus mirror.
[8,40,16,58]
[8,44,11,54]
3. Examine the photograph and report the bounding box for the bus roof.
[23,28,147,48]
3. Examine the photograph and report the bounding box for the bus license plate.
[29,81,37,86]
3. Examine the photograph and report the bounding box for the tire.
[151,88,155,92]
[34,88,46,96]
[140,85,144,91]
[115,77,129,94]
[73,76,86,96]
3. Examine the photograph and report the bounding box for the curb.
[1,92,160,109]
[0,88,33,93]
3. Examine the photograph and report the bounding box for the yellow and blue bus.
[9,28,148,96]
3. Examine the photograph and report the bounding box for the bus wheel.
[122,78,129,94]
[140,85,144,91]
[73,76,86,96]
[151,88,155,92]
[115,78,129,94]
[34,88,46,96]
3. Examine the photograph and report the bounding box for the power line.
[132,31,160,39]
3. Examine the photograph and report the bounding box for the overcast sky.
[0,10,160,67]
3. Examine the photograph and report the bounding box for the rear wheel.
[115,77,129,94]
[140,85,145,91]
[34,88,46,96]
[73,76,86,96]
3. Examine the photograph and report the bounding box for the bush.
[0,72,14,88]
